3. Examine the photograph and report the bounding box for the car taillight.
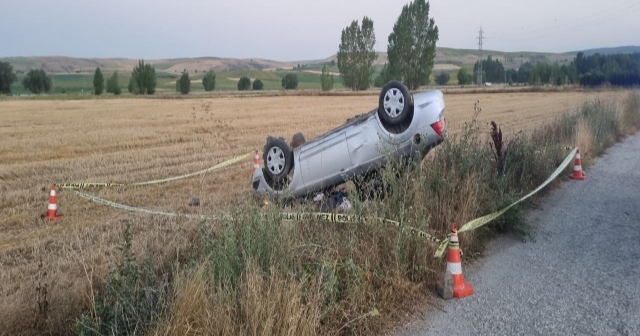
[431,119,445,137]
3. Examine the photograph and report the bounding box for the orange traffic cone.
[42,184,63,221]
[252,150,260,174]
[436,223,473,299]
[569,148,587,180]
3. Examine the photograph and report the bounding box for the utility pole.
[476,26,485,86]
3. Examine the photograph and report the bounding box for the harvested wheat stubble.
[0,90,630,334]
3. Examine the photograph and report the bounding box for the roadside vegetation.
[26,91,630,336]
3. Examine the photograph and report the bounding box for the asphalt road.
[396,135,640,336]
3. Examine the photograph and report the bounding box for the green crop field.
[7,68,351,94]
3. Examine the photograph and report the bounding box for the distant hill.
[2,45,638,74]
[1,56,294,74]
[564,46,640,56]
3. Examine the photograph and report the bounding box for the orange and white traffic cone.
[42,184,63,221]
[436,223,473,299]
[569,148,587,180]
[252,150,260,174]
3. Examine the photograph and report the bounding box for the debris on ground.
[314,190,352,212]
[188,198,200,206]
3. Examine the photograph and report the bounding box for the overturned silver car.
[252,80,447,200]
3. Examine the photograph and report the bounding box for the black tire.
[262,136,293,182]
[378,80,411,125]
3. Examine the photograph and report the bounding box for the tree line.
[465,52,640,87]
[0,59,302,95]
[574,52,640,87]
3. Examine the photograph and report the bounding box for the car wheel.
[263,136,293,182]
[378,80,411,125]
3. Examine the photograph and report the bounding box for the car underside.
[252,80,447,201]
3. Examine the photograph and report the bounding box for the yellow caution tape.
[67,189,224,220]
[58,152,252,190]
[64,191,441,243]
[433,147,578,258]
[281,212,442,243]
[61,146,579,257]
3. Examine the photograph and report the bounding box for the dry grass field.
[0,89,632,332]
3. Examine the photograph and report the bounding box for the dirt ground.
[0,90,630,326]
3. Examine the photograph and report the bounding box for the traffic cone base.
[569,172,587,180]
[42,184,63,221]
[42,213,63,221]
[452,274,474,298]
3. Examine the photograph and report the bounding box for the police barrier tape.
[65,189,443,243]
[67,189,222,220]
[64,147,578,256]
[58,152,252,190]
[433,147,578,258]
[280,212,442,243]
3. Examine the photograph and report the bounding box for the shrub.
[106,71,121,95]
[281,73,298,90]
[320,65,334,91]
[457,68,471,85]
[177,70,190,94]
[22,69,52,94]
[252,79,263,90]
[202,71,216,91]
[435,72,450,85]
[237,76,251,91]
[75,223,170,335]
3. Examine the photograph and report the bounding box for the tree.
[0,61,18,94]
[374,63,396,87]
[281,73,298,90]
[252,79,264,90]
[237,76,251,90]
[387,0,439,90]
[435,72,450,85]
[128,76,136,93]
[93,67,104,95]
[457,68,471,85]
[320,65,334,91]
[22,69,52,94]
[130,60,157,94]
[106,71,121,95]
[337,16,377,91]
[176,70,190,94]
[202,71,216,91]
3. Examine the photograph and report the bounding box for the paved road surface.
[396,135,640,336]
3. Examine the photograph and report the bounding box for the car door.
[299,131,352,191]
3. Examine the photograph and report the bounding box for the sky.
[1,0,638,60]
